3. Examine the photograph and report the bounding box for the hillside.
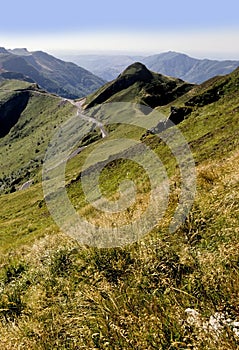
[85,62,194,109]
[0,78,76,193]
[0,47,105,98]
[0,67,238,349]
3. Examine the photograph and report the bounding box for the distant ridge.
[60,51,239,83]
[8,48,31,56]
[142,51,239,83]
[0,47,105,98]
[0,47,9,54]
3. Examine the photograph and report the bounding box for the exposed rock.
[19,179,33,191]
[185,308,239,338]
[168,106,192,124]
[185,81,228,107]
[143,105,192,137]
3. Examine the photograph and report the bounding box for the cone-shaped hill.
[84,62,194,109]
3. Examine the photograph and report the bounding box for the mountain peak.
[9,48,31,56]
[0,47,9,54]
[120,62,153,80]
[85,63,193,109]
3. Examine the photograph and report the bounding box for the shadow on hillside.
[0,91,30,137]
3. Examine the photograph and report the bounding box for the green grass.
[0,83,76,192]
[0,79,36,92]
[0,151,238,348]
[0,70,238,348]
[84,62,193,109]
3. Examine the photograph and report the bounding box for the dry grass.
[0,70,239,348]
[0,147,238,349]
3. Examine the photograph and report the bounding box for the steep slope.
[0,67,238,349]
[148,66,239,132]
[142,51,239,83]
[0,71,34,83]
[0,48,105,98]
[156,66,239,113]
[0,83,31,137]
[0,79,76,193]
[85,62,194,109]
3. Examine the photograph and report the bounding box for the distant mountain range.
[142,52,239,84]
[57,54,144,82]
[0,47,105,98]
[58,51,239,83]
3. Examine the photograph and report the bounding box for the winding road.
[67,98,108,139]
[18,97,108,190]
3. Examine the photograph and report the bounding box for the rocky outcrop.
[142,105,192,137]
[168,106,192,124]
[185,80,228,107]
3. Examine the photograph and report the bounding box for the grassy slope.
[0,79,76,192]
[0,70,238,348]
[85,62,193,109]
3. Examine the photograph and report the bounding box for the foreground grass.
[0,139,238,349]
[0,70,238,348]
[0,150,238,349]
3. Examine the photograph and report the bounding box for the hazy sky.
[1,0,239,59]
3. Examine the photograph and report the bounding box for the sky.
[0,0,239,59]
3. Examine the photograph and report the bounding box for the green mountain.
[0,79,76,193]
[0,66,238,349]
[0,47,105,98]
[85,62,194,108]
[154,65,239,125]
